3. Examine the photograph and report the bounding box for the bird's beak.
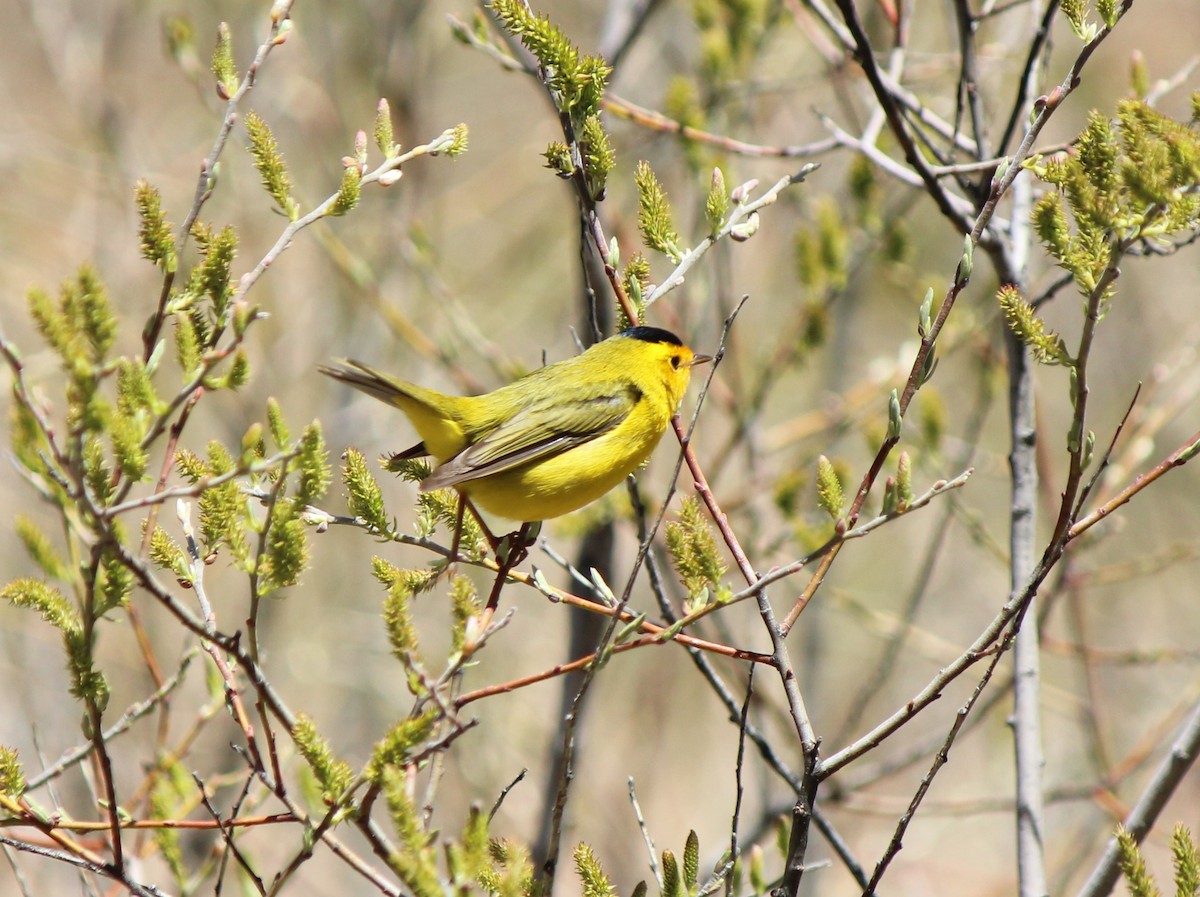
[690,353,713,367]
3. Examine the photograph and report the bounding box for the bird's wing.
[422,383,639,490]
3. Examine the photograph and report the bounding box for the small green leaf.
[887,388,903,441]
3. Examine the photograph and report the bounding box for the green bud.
[543,141,574,178]
[815,455,844,520]
[882,476,898,516]
[330,165,361,216]
[897,451,913,505]
[705,167,730,234]
[958,234,974,283]
[887,388,903,440]
[211,22,239,99]
[374,98,396,157]
[918,287,933,337]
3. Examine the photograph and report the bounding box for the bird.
[320,326,709,523]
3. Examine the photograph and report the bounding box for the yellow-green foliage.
[367,711,438,781]
[187,222,238,325]
[181,442,248,557]
[1029,101,1200,300]
[1,579,108,711]
[543,141,574,178]
[211,21,239,97]
[295,422,331,506]
[261,497,308,593]
[382,770,442,897]
[15,516,66,580]
[692,0,773,85]
[1174,825,1200,897]
[414,487,485,557]
[1116,827,1159,897]
[134,180,176,272]
[149,762,191,885]
[815,455,844,520]
[662,848,684,897]
[1115,823,1200,897]
[443,123,470,158]
[446,806,492,884]
[664,76,706,170]
[580,114,615,196]
[149,525,190,583]
[0,747,24,798]
[794,199,849,293]
[705,167,730,234]
[620,254,651,328]
[666,497,727,602]
[996,285,1071,366]
[482,839,534,897]
[344,448,390,533]
[244,110,298,220]
[27,268,118,443]
[449,575,482,654]
[267,397,291,449]
[383,577,422,679]
[635,161,683,261]
[293,713,354,804]
[374,98,396,157]
[98,546,133,615]
[488,0,609,115]
[683,830,700,895]
[575,843,616,897]
[330,165,362,216]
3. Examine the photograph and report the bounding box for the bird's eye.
[670,355,681,369]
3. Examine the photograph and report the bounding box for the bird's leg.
[482,521,540,614]
[448,498,466,568]
[461,495,503,554]
[425,498,470,584]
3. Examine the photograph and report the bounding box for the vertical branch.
[998,3,1047,888]
[1007,324,1048,897]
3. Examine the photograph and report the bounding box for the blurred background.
[2,1,1199,895]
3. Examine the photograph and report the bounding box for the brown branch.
[604,93,839,158]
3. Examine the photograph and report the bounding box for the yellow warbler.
[321,326,709,522]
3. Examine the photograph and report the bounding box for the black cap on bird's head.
[620,326,684,346]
